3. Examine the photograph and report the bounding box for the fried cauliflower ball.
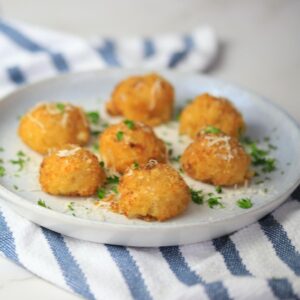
[99,120,167,173]
[39,145,105,196]
[181,130,251,186]
[19,102,90,154]
[179,93,245,138]
[106,73,174,126]
[116,161,191,221]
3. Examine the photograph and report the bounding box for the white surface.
[1,69,300,247]
[0,0,299,299]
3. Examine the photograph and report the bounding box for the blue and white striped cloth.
[0,19,300,300]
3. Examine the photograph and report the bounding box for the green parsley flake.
[37,199,50,209]
[133,161,139,169]
[170,155,181,163]
[207,196,224,209]
[106,175,119,184]
[13,185,18,190]
[111,186,118,194]
[10,151,29,172]
[91,130,101,136]
[97,188,106,199]
[124,119,135,130]
[262,158,276,173]
[190,189,204,205]
[116,131,124,141]
[241,137,276,173]
[92,143,99,152]
[0,166,5,177]
[56,103,65,112]
[86,111,100,125]
[67,202,75,211]
[0,147,4,152]
[99,161,105,168]
[236,198,253,209]
[203,126,222,134]
[215,186,223,194]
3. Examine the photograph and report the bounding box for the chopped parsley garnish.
[13,185,18,190]
[207,196,224,209]
[133,161,139,169]
[111,186,118,194]
[124,119,135,130]
[37,199,50,209]
[91,130,101,136]
[0,166,5,177]
[262,158,276,173]
[86,111,100,125]
[241,137,277,173]
[268,144,277,150]
[164,141,172,147]
[179,167,184,174]
[215,186,223,194]
[92,143,99,152]
[116,131,124,141]
[0,147,4,152]
[97,188,106,199]
[170,155,181,163]
[190,189,204,205]
[10,151,30,172]
[56,103,65,112]
[67,202,75,211]
[106,175,119,184]
[203,126,222,134]
[99,161,105,168]
[236,198,253,209]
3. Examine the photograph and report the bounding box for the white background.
[0,0,299,299]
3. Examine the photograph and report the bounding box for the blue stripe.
[160,246,201,285]
[143,38,155,58]
[106,245,152,300]
[41,228,95,300]
[213,236,251,276]
[7,66,26,84]
[51,53,69,72]
[95,39,120,67]
[259,214,300,276]
[0,21,69,72]
[160,246,231,300]
[168,35,194,68]
[268,278,299,300]
[0,210,19,263]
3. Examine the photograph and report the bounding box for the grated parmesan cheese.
[56,147,81,157]
[27,114,46,132]
[205,135,234,161]
[149,79,162,111]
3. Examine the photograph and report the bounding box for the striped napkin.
[0,19,300,300]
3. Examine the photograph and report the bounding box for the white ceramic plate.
[0,69,300,247]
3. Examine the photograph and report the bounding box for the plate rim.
[0,68,300,230]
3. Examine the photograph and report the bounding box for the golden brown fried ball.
[181,131,251,186]
[19,102,90,154]
[179,93,245,138]
[106,73,174,126]
[39,145,105,196]
[99,120,167,173]
[116,161,191,221]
